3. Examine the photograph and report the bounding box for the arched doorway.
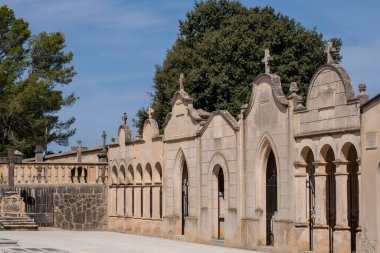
[325,147,336,253]
[181,161,189,235]
[346,145,359,252]
[211,165,226,240]
[217,167,225,239]
[266,150,277,246]
[306,151,316,250]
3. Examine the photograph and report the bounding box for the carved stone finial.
[262,49,273,74]
[357,83,369,105]
[102,130,107,147]
[359,83,366,94]
[122,112,127,125]
[290,82,298,94]
[135,132,142,140]
[325,41,336,64]
[148,106,154,119]
[179,73,185,91]
[76,140,82,148]
[111,137,115,144]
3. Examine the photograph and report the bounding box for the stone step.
[212,239,224,246]
[0,216,39,231]
[174,235,185,241]
[257,245,275,252]
[0,216,35,220]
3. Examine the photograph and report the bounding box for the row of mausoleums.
[107,51,380,253]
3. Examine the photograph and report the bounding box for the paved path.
[0,229,263,253]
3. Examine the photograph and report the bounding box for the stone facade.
[108,49,380,253]
[0,185,108,230]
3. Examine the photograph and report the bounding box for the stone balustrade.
[9,162,108,184]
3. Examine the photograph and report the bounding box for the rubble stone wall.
[0,184,108,230]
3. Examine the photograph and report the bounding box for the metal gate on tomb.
[182,164,189,235]
[348,164,360,253]
[266,151,277,246]
[326,162,336,253]
[306,163,316,251]
[20,187,54,227]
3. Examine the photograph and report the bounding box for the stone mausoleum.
[106,46,380,253]
[1,45,380,253]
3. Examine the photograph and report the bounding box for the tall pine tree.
[0,5,77,157]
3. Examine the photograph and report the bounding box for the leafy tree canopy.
[134,0,342,132]
[0,5,77,157]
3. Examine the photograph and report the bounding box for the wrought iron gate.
[307,165,316,251]
[327,163,336,253]
[348,164,359,253]
[20,188,54,227]
[266,168,277,246]
[182,176,189,235]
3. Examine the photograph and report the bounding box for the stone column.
[357,159,362,230]
[116,186,125,216]
[26,165,31,183]
[16,165,22,183]
[32,165,38,184]
[109,186,117,216]
[73,167,79,183]
[143,185,151,218]
[294,162,309,251]
[152,185,161,219]
[65,165,71,183]
[134,186,142,218]
[333,160,350,253]
[78,167,85,183]
[42,165,47,183]
[356,159,362,251]
[47,165,52,183]
[312,161,329,253]
[125,186,131,217]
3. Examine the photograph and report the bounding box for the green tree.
[134,0,342,132]
[0,5,77,157]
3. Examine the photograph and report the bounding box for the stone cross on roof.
[289,82,298,94]
[262,49,273,74]
[102,130,107,147]
[122,112,127,125]
[325,41,336,64]
[148,106,154,119]
[179,73,185,91]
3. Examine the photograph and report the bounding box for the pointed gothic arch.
[208,152,230,240]
[255,134,280,246]
[173,148,189,235]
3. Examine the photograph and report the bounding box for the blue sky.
[1,0,379,152]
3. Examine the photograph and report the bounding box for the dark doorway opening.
[266,150,277,246]
[347,145,359,253]
[181,161,189,235]
[326,148,336,253]
[218,168,225,240]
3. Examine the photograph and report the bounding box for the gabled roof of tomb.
[170,90,193,106]
[161,106,209,130]
[306,63,356,105]
[162,73,210,131]
[142,118,160,140]
[243,73,288,118]
[197,110,239,136]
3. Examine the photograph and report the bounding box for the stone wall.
[0,184,108,230]
[53,185,108,230]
